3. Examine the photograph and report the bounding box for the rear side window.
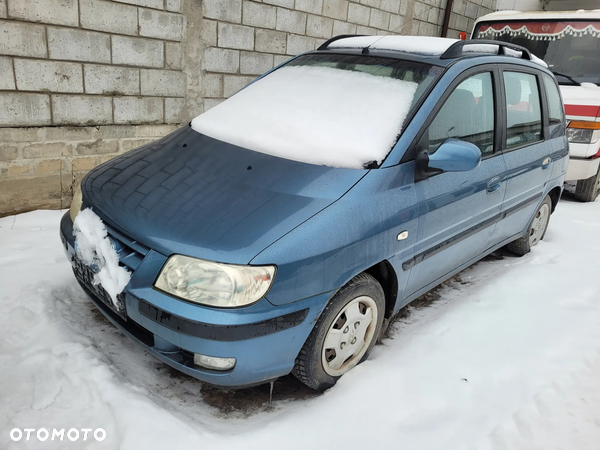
[543,74,564,126]
[503,71,542,149]
[429,72,495,157]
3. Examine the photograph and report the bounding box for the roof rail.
[317,34,366,51]
[440,39,532,61]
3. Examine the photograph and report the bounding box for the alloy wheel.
[321,296,378,377]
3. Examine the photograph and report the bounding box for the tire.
[506,195,552,256]
[573,166,600,202]
[292,273,385,391]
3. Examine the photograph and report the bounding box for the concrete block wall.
[447,0,497,39]
[0,1,189,127]
[0,0,196,215]
[0,124,177,213]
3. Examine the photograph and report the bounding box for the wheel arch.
[548,185,562,213]
[364,260,398,320]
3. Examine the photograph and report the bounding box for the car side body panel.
[251,163,419,307]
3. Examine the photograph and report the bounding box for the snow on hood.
[73,208,130,306]
[191,65,418,169]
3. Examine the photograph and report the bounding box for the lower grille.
[71,256,127,321]
[105,224,150,272]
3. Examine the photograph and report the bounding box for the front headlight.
[154,255,276,308]
[567,121,600,144]
[69,182,83,222]
[566,127,595,144]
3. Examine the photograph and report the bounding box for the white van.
[473,10,600,201]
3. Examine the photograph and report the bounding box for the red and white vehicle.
[473,10,600,201]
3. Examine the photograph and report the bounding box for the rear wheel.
[292,273,385,391]
[506,195,552,256]
[573,166,600,202]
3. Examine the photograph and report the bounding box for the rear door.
[403,66,508,298]
[492,67,554,243]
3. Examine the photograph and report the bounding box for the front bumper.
[60,212,328,388]
[565,156,600,182]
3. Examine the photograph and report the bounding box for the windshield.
[473,20,600,85]
[191,54,443,169]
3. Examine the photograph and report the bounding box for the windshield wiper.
[552,71,581,86]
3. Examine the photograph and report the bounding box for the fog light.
[193,353,236,371]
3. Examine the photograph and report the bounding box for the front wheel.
[506,195,552,256]
[292,273,385,391]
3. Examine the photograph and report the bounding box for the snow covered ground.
[1,194,599,450]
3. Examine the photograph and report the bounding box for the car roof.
[475,9,600,23]
[315,35,549,69]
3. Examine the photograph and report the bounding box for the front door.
[404,69,507,299]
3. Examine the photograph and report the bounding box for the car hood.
[82,126,368,264]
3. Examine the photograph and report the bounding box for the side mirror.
[427,139,482,172]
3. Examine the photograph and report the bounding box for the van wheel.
[573,167,600,202]
[292,273,385,391]
[506,195,552,256]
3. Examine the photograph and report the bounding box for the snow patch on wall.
[191,65,418,169]
[73,208,130,306]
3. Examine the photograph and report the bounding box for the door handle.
[542,157,551,170]
[486,176,501,193]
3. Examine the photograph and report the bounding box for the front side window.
[504,71,542,149]
[429,72,495,157]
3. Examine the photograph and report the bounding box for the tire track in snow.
[486,344,600,450]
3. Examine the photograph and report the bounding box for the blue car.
[60,36,568,391]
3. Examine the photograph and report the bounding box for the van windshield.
[473,20,600,85]
[191,54,443,169]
